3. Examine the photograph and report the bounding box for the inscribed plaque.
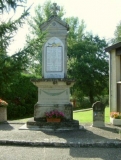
[46,46,62,72]
[44,37,64,78]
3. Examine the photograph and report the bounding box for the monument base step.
[19,118,81,131]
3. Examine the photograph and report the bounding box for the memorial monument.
[24,3,79,130]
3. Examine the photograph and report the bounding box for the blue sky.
[6,0,121,55]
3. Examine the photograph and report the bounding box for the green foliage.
[0,0,27,13]
[94,95,109,106]
[65,17,86,45]
[112,21,121,43]
[7,104,26,119]
[7,74,37,119]
[1,1,41,119]
[73,95,109,111]
[75,97,91,110]
[0,0,45,99]
[0,0,29,53]
[68,35,109,104]
[0,0,30,97]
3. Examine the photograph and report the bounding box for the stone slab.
[19,118,80,131]
[31,79,75,88]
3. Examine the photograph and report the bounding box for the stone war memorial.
[21,3,79,131]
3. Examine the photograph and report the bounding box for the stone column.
[110,50,120,111]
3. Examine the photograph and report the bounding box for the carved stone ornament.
[51,3,60,15]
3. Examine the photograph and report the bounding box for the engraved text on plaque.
[46,46,62,72]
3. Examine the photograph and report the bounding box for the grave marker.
[92,101,105,127]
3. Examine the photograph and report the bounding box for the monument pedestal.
[24,79,80,131]
[34,104,73,121]
[31,79,74,120]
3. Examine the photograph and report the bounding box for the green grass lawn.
[73,107,110,123]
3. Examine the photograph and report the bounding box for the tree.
[0,0,44,97]
[64,16,108,104]
[68,34,109,104]
[0,0,28,96]
[112,21,121,43]
[65,17,86,46]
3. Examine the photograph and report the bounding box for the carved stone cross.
[51,3,60,15]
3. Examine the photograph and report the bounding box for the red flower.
[45,110,65,118]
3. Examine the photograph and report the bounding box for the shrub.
[6,74,37,119]
[73,95,109,110]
